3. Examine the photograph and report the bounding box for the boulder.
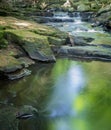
[6,69,31,80]
[5,30,56,62]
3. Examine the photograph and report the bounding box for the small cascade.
[53,12,69,18]
[52,11,74,22]
[73,12,82,24]
[45,11,106,38]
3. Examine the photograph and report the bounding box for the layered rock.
[0,16,68,80]
[58,45,111,61]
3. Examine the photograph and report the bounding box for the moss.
[48,36,66,46]
[0,38,8,49]
[0,16,68,39]
[31,27,68,39]
[0,30,8,49]
[0,54,20,68]
[0,25,5,30]
[5,29,49,44]
[4,29,55,60]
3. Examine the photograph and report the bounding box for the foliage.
[0,0,111,11]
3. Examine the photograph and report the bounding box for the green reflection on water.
[0,59,111,130]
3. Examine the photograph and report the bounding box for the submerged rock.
[6,69,31,80]
[0,105,38,130]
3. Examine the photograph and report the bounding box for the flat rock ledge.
[58,45,111,62]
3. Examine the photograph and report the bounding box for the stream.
[0,12,111,130]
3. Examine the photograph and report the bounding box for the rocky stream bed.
[0,7,111,80]
[0,6,111,129]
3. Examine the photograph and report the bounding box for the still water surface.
[1,59,111,130]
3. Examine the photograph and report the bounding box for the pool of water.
[0,59,111,130]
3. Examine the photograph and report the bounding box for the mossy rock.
[31,27,68,39]
[0,16,68,39]
[0,31,8,49]
[48,36,66,46]
[5,30,56,62]
[0,53,23,72]
[77,3,91,11]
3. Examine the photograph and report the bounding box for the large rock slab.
[5,30,56,62]
[58,45,111,61]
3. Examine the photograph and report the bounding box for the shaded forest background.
[0,0,111,11]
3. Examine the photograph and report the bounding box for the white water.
[46,11,105,37]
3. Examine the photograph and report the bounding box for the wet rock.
[49,18,74,22]
[5,30,56,62]
[68,11,94,22]
[22,41,56,62]
[74,36,94,46]
[0,64,31,80]
[0,53,25,78]
[58,45,111,61]
[33,16,74,23]
[80,12,95,22]
[68,11,79,17]
[6,69,31,80]
[18,57,35,67]
[0,64,23,73]
[104,21,111,31]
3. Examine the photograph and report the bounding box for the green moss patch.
[0,31,8,49]
[0,54,21,68]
